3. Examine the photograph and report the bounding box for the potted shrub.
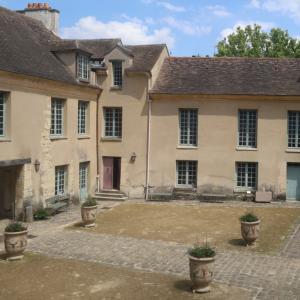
[33,208,50,221]
[81,197,97,227]
[4,222,28,260]
[188,243,216,293]
[240,212,261,246]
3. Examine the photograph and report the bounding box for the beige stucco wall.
[0,71,99,210]
[148,95,300,198]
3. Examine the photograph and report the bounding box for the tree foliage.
[216,24,300,58]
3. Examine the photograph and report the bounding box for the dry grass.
[79,203,300,254]
[0,253,250,300]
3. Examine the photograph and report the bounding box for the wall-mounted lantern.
[34,159,40,172]
[130,152,137,163]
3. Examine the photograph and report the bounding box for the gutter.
[96,90,101,193]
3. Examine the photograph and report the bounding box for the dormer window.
[112,60,123,88]
[77,54,89,81]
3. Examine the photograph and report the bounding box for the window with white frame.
[78,101,88,135]
[238,110,257,148]
[77,54,89,81]
[288,111,300,148]
[176,160,197,187]
[55,166,67,196]
[104,107,122,138]
[79,162,89,191]
[0,92,6,137]
[179,109,198,146]
[112,61,123,87]
[50,98,64,136]
[236,162,257,189]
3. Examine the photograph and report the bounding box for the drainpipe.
[145,79,152,200]
[96,91,101,193]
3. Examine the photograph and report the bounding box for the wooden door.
[103,157,114,190]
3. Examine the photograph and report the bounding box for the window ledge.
[234,187,255,193]
[101,137,122,142]
[236,147,258,151]
[110,86,122,91]
[78,78,90,83]
[0,138,11,142]
[177,146,198,150]
[50,136,68,141]
[78,135,91,140]
[286,148,300,153]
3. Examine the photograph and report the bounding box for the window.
[0,92,6,137]
[236,162,257,189]
[288,111,300,148]
[238,110,257,148]
[176,160,197,187]
[77,54,89,81]
[51,98,64,136]
[104,107,122,138]
[55,166,67,196]
[78,101,88,135]
[179,109,198,146]
[79,162,89,193]
[112,61,123,87]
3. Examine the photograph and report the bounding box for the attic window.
[112,60,123,88]
[77,54,89,81]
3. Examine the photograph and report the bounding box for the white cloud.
[219,21,275,40]
[142,0,186,12]
[207,5,230,17]
[249,0,261,8]
[61,16,175,48]
[163,17,211,36]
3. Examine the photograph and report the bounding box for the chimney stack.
[17,3,60,35]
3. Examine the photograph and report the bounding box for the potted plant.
[240,212,261,246]
[4,222,28,260]
[188,243,216,293]
[33,208,50,221]
[81,197,97,227]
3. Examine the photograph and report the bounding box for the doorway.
[103,157,121,190]
[287,163,300,201]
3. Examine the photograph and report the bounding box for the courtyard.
[1,200,300,299]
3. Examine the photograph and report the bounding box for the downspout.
[145,79,151,200]
[96,90,101,193]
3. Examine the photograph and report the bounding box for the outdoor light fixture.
[34,159,40,172]
[130,152,137,162]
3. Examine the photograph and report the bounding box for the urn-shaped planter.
[240,213,260,246]
[81,197,98,227]
[4,223,28,260]
[188,244,216,293]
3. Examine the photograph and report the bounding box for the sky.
[2,0,300,56]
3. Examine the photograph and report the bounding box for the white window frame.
[0,92,6,137]
[112,60,123,88]
[238,110,257,148]
[77,54,90,81]
[236,162,258,190]
[103,107,122,138]
[176,160,198,188]
[78,101,89,135]
[288,111,300,148]
[55,166,68,196]
[50,98,64,136]
[179,109,198,147]
[79,162,89,191]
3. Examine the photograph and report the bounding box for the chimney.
[17,3,60,35]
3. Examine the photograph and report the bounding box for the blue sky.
[2,0,300,56]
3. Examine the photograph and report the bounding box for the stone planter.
[241,220,260,246]
[189,255,215,293]
[81,205,97,227]
[4,230,28,260]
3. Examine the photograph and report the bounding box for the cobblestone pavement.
[1,201,300,300]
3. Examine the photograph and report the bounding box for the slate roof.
[151,57,300,96]
[0,6,78,85]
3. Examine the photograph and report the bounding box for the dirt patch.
[0,253,251,300]
[74,203,300,254]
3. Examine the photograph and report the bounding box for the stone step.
[95,192,126,198]
[93,194,128,201]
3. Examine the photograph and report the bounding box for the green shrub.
[5,222,27,232]
[240,212,259,222]
[33,208,49,220]
[82,197,97,208]
[188,244,216,258]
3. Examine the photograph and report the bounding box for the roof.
[51,40,93,55]
[0,6,80,86]
[151,57,300,96]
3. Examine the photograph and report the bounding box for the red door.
[103,157,113,190]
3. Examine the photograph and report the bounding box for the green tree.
[215,24,300,58]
